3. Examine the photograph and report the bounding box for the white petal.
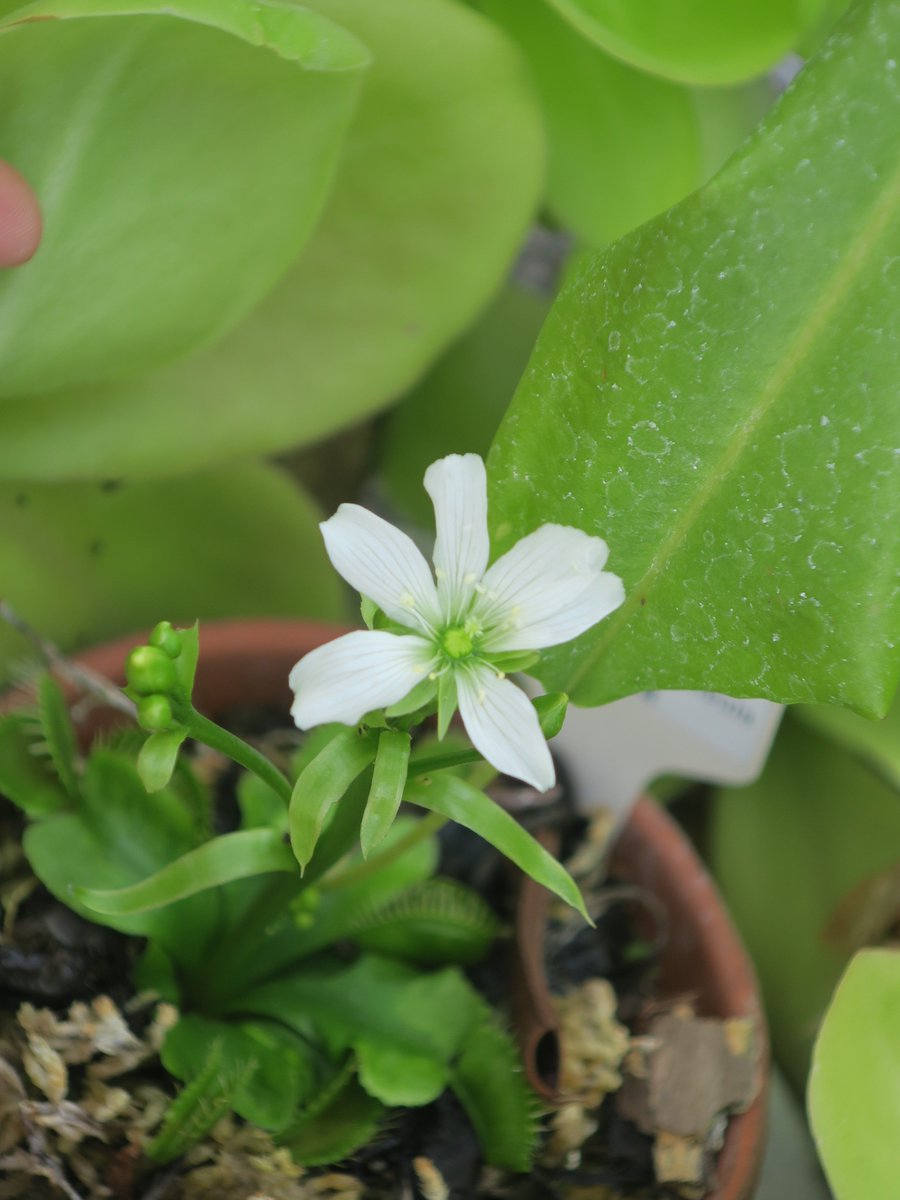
[456,663,555,792]
[321,505,440,634]
[424,454,490,622]
[290,631,436,729]
[475,525,625,652]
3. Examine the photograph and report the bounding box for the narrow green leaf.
[0,0,368,396]
[490,0,900,716]
[545,0,838,84]
[808,949,900,1200]
[174,620,200,696]
[75,829,297,916]
[0,712,68,815]
[361,729,411,858]
[289,728,376,871]
[384,676,436,718]
[436,670,458,741]
[356,1040,448,1107]
[37,674,79,798]
[488,649,541,675]
[137,730,187,794]
[406,774,590,922]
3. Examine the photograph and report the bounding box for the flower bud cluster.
[126,621,187,732]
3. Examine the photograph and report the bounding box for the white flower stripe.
[456,662,555,792]
[424,453,490,621]
[321,505,440,634]
[476,525,622,651]
[290,630,436,729]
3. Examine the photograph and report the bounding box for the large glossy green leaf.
[0,0,543,482]
[808,949,900,1200]
[544,0,841,85]
[480,0,772,247]
[0,0,367,397]
[489,0,900,716]
[709,718,900,1090]
[0,462,340,679]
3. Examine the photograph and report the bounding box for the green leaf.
[147,1037,255,1164]
[436,670,458,741]
[137,730,187,794]
[489,0,900,717]
[0,0,543,481]
[356,1040,448,1107]
[237,771,287,832]
[361,729,411,858]
[384,676,437,718]
[281,1065,386,1168]
[544,0,839,84]
[534,692,568,740]
[0,712,68,815]
[710,717,900,1090]
[22,748,219,961]
[352,877,501,967]
[451,1002,539,1171]
[36,675,79,799]
[0,463,341,680]
[0,0,367,397]
[289,728,376,871]
[480,0,766,247]
[406,774,590,921]
[75,828,297,916]
[162,1015,320,1133]
[794,692,900,793]
[808,949,900,1200]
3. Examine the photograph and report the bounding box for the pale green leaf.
[544,0,840,84]
[289,727,375,870]
[282,1067,386,1167]
[75,828,297,915]
[0,0,543,481]
[808,949,900,1200]
[0,712,68,815]
[356,1041,448,1107]
[489,0,900,716]
[406,773,590,921]
[481,0,769,247]
[36,675,79,799]
[794,691,900,793]
[137,730,187,794]
[0,462,340,680]
[360,729,411,858]
[0,0,366,395]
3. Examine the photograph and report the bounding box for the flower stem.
[181,708,293,807]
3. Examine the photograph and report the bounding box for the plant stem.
[319,811,447,892]
[183,708,292,806]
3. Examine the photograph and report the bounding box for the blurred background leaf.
[0,0,367,396]
[0,463,340,677]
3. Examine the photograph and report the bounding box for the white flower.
[289,455,624,791]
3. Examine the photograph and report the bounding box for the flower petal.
[424,454,490,622]
[321,505,440,634]
[456,663,555,792]
[475,525,625,652]
[290,631,436,729]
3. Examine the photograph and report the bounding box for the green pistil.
[442,626,474,659]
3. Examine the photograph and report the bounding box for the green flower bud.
[126,644,178,696]
[137,694,175,732]
[149,620,182,659]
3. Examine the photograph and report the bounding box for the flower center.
[441,626,474,659]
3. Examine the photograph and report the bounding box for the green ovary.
[441,626,474,659]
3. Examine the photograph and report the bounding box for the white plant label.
[552,689,784,825]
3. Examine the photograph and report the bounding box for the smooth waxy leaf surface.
[481,0,772,246]
[710,717,900,1090]
[289,727,376,870]
[490,0,900,716]
[545,0,844,84]
[0,462,340,679]
[406,774,590,921]
[0,0,367,396]
[808,949,900,1200]
[0,0,543,481]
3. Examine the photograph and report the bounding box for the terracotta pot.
[9,618,767,1199]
